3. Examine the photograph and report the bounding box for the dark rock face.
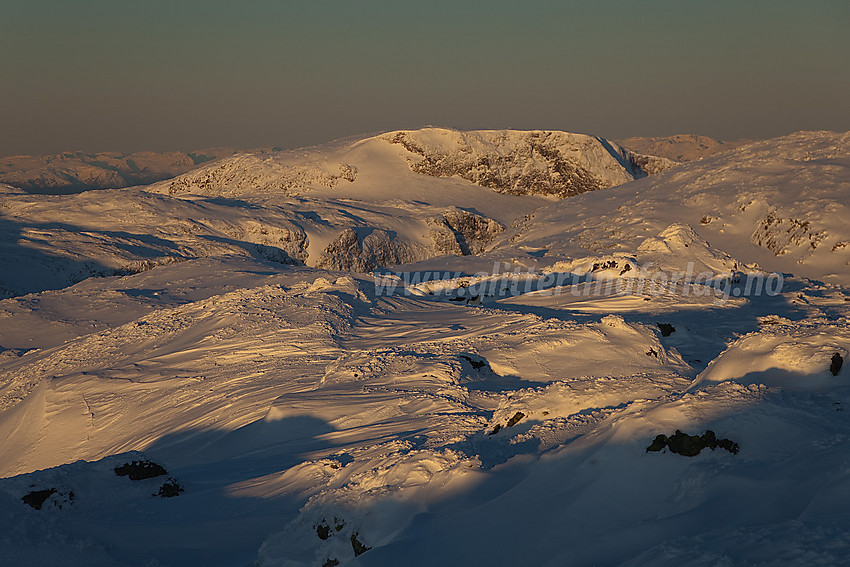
[646,435,668,452]
[751,212,826,256]
[22,488,57,510]
[656,323,676,337]
[238,226,309,265]
[488,411,528,435]
[506,411,526,428]
[114,460,168,480]
[646,430,739,456]
[429,208,504,256]
[591,260,618,271]
[317,521,332,540]
[831,353,844,376]
[317,228,418,272]
[460,354,487,370]
[251,243,300,265]
[114,459,184,498]
[624,150,672,175]
[21,488,75,510]
[350,532,371,557]
[316,208,503,273]
[156,478,184,498]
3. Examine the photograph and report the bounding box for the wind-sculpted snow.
[2,148,529,298]
[0,188,311,298]
[2,130,850,566]
[0,188,513,298]
[1,249,850,565]
[0,273,367,472]
[694,319,850,391]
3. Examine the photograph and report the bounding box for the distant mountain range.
[615,134,751,162]
[0,147,242,194]
[1,131,741,195]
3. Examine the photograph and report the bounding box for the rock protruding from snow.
[751,212,827,256]
[315,208,503,272]
[114,459,168,480]
[831,353,844,376]
[316,228,421,272]
[427,207,504,256]
[0,188,314,299]
[383,129,674,197]
[646,430,739,456]
[148,128,673,201]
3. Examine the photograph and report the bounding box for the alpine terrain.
[1,127,849,567]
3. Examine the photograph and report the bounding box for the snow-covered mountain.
[151,128,673,198]
[1,128,849,567]
[0,128,672,299]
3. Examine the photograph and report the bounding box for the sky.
[1,0,849,156]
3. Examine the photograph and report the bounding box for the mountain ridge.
[151,127,676,199]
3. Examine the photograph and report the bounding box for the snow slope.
[1,129,849,566]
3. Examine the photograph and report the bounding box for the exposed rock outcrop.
[316,209,503,273]
[646,430,739,456]
[831,353,844,376]
[316,228,421,272]
[428,208,504,255]
[114,459,168,481]
[656,323,676,337]
[752,212,827,256]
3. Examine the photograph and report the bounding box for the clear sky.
[2,0,848,156]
